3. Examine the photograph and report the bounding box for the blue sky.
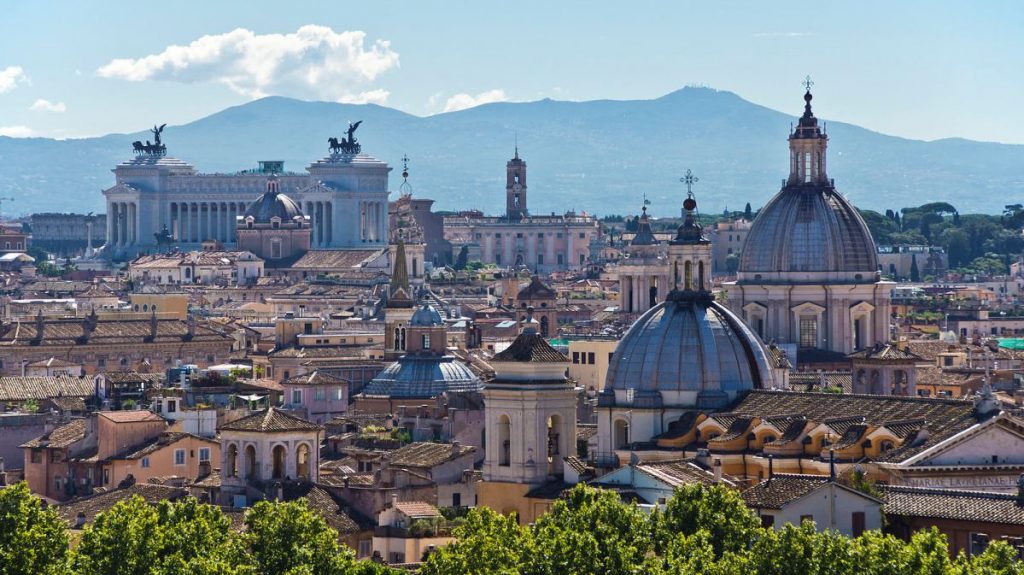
[1,1,1021,142]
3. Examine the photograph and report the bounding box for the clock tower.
[505,147,528,220]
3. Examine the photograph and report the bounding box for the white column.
[109,202,118,246]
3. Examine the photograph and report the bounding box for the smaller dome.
[244,178,304,223]
[362,356,483,398]
[410,303,443,327]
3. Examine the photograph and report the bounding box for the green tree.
[528,485,656,575]
[420,507,524,575]
[0,482,70,575]
[725,253,740,275]
[73,495,162,575]
[910,254,921,282]
[653,483,759,559]
[744,203,753,220]
[153,498,237,575]
[241,499,356,575]
[958,540,1024,575]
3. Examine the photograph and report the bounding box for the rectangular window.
[852,512,865,537]
[557,253,564,265]
[800,514,814,525]
[50,450,62,463]
[333,387,344,401]
[588,352,596,364]
[141,457,151,468]
[572,351,580,364]
[31,449,42,464]
[452,492,462,507]
[358,540,372,558]
[174,449,186,466]
[799,317,818,349]
[315,388,326,401]
[970,532,990,556]
[422,334,431,348]
[292,389,302,405]
[761,515,775,528]
[579,233,586,239]
[199,448,211,462]
[537,254,544,266]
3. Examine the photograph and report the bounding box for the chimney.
[149,309,158,341]
[198,460,211,480]
[276,483,283,501]
[451,441,462,458]
[767,454,774,483]
[713,459,722,483]
[33,310,45,343]
[829,450,836,481]
[391,493,399,509]
[75,511,87,529]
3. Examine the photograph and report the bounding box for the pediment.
[907,416,1024,467]
[791,301,826,314]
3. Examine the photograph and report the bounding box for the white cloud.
[443,89,509,113]
[0,66,27,94]
[338,88,390,105]
[30,99,66,113]
[96,26,399,102]
[0,125,33,138]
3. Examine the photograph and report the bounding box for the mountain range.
[1,87,1022,218]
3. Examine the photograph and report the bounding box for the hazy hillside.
[1,87,1022,217]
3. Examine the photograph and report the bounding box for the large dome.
[362,356,483,398]
[601,291,775,409]
[738,183,878,278]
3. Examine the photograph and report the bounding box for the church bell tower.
[505,147,528,220]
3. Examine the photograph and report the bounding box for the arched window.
[393,327,402,351]
[226,444,239,477]
[684,261,692,290]
[613,419,630,449]
[697,261,705,290]
[498,415,511,466]
[272,445,287,479]
[296,443,311,481]
[540,316,550,338]
[245,445,257,479]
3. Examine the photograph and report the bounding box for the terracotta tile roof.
[0,317,233,346]
[393,501,441,518]
[636,459,731,487]
[281,483,373,533]
[119,432,215,460]
[492,332,567,363]
[516,276,556,300]
[100,372,164,385]
[709,416,756,443]
[830,424,869,450]
[21,418,86,449]
[576,424,598,441]
[767,419,809,446]
[388,442,474,468]
[99,410,163,424]
[741,474,831,509]
[282,370,348,386]
[25,357,80,368]
[728,390,978,463]
[0,375,94,402]
[58,483,187,526]
[290,249,385,271]
[219,407,322,432]
[882,485,1024,526]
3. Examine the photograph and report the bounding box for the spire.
[671,169,707,245]
[514,131,519,160]
[391,239,410,294]
[630,202,657,246]
[399,154,412,197]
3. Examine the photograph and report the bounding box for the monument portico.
[102,122,390,260]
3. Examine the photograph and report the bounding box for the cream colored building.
[616,206,670,313]
[567,338,618,393]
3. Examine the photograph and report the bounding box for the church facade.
[101,128,391,260]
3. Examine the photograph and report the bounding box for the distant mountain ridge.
[1,87,1022,217]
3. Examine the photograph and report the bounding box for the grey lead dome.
[738,184,878,276]
[602,291,774,410]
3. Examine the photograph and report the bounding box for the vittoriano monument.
[328,120,362,155]
[132,124,167,156]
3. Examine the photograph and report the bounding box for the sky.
[0,1,1022,143]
